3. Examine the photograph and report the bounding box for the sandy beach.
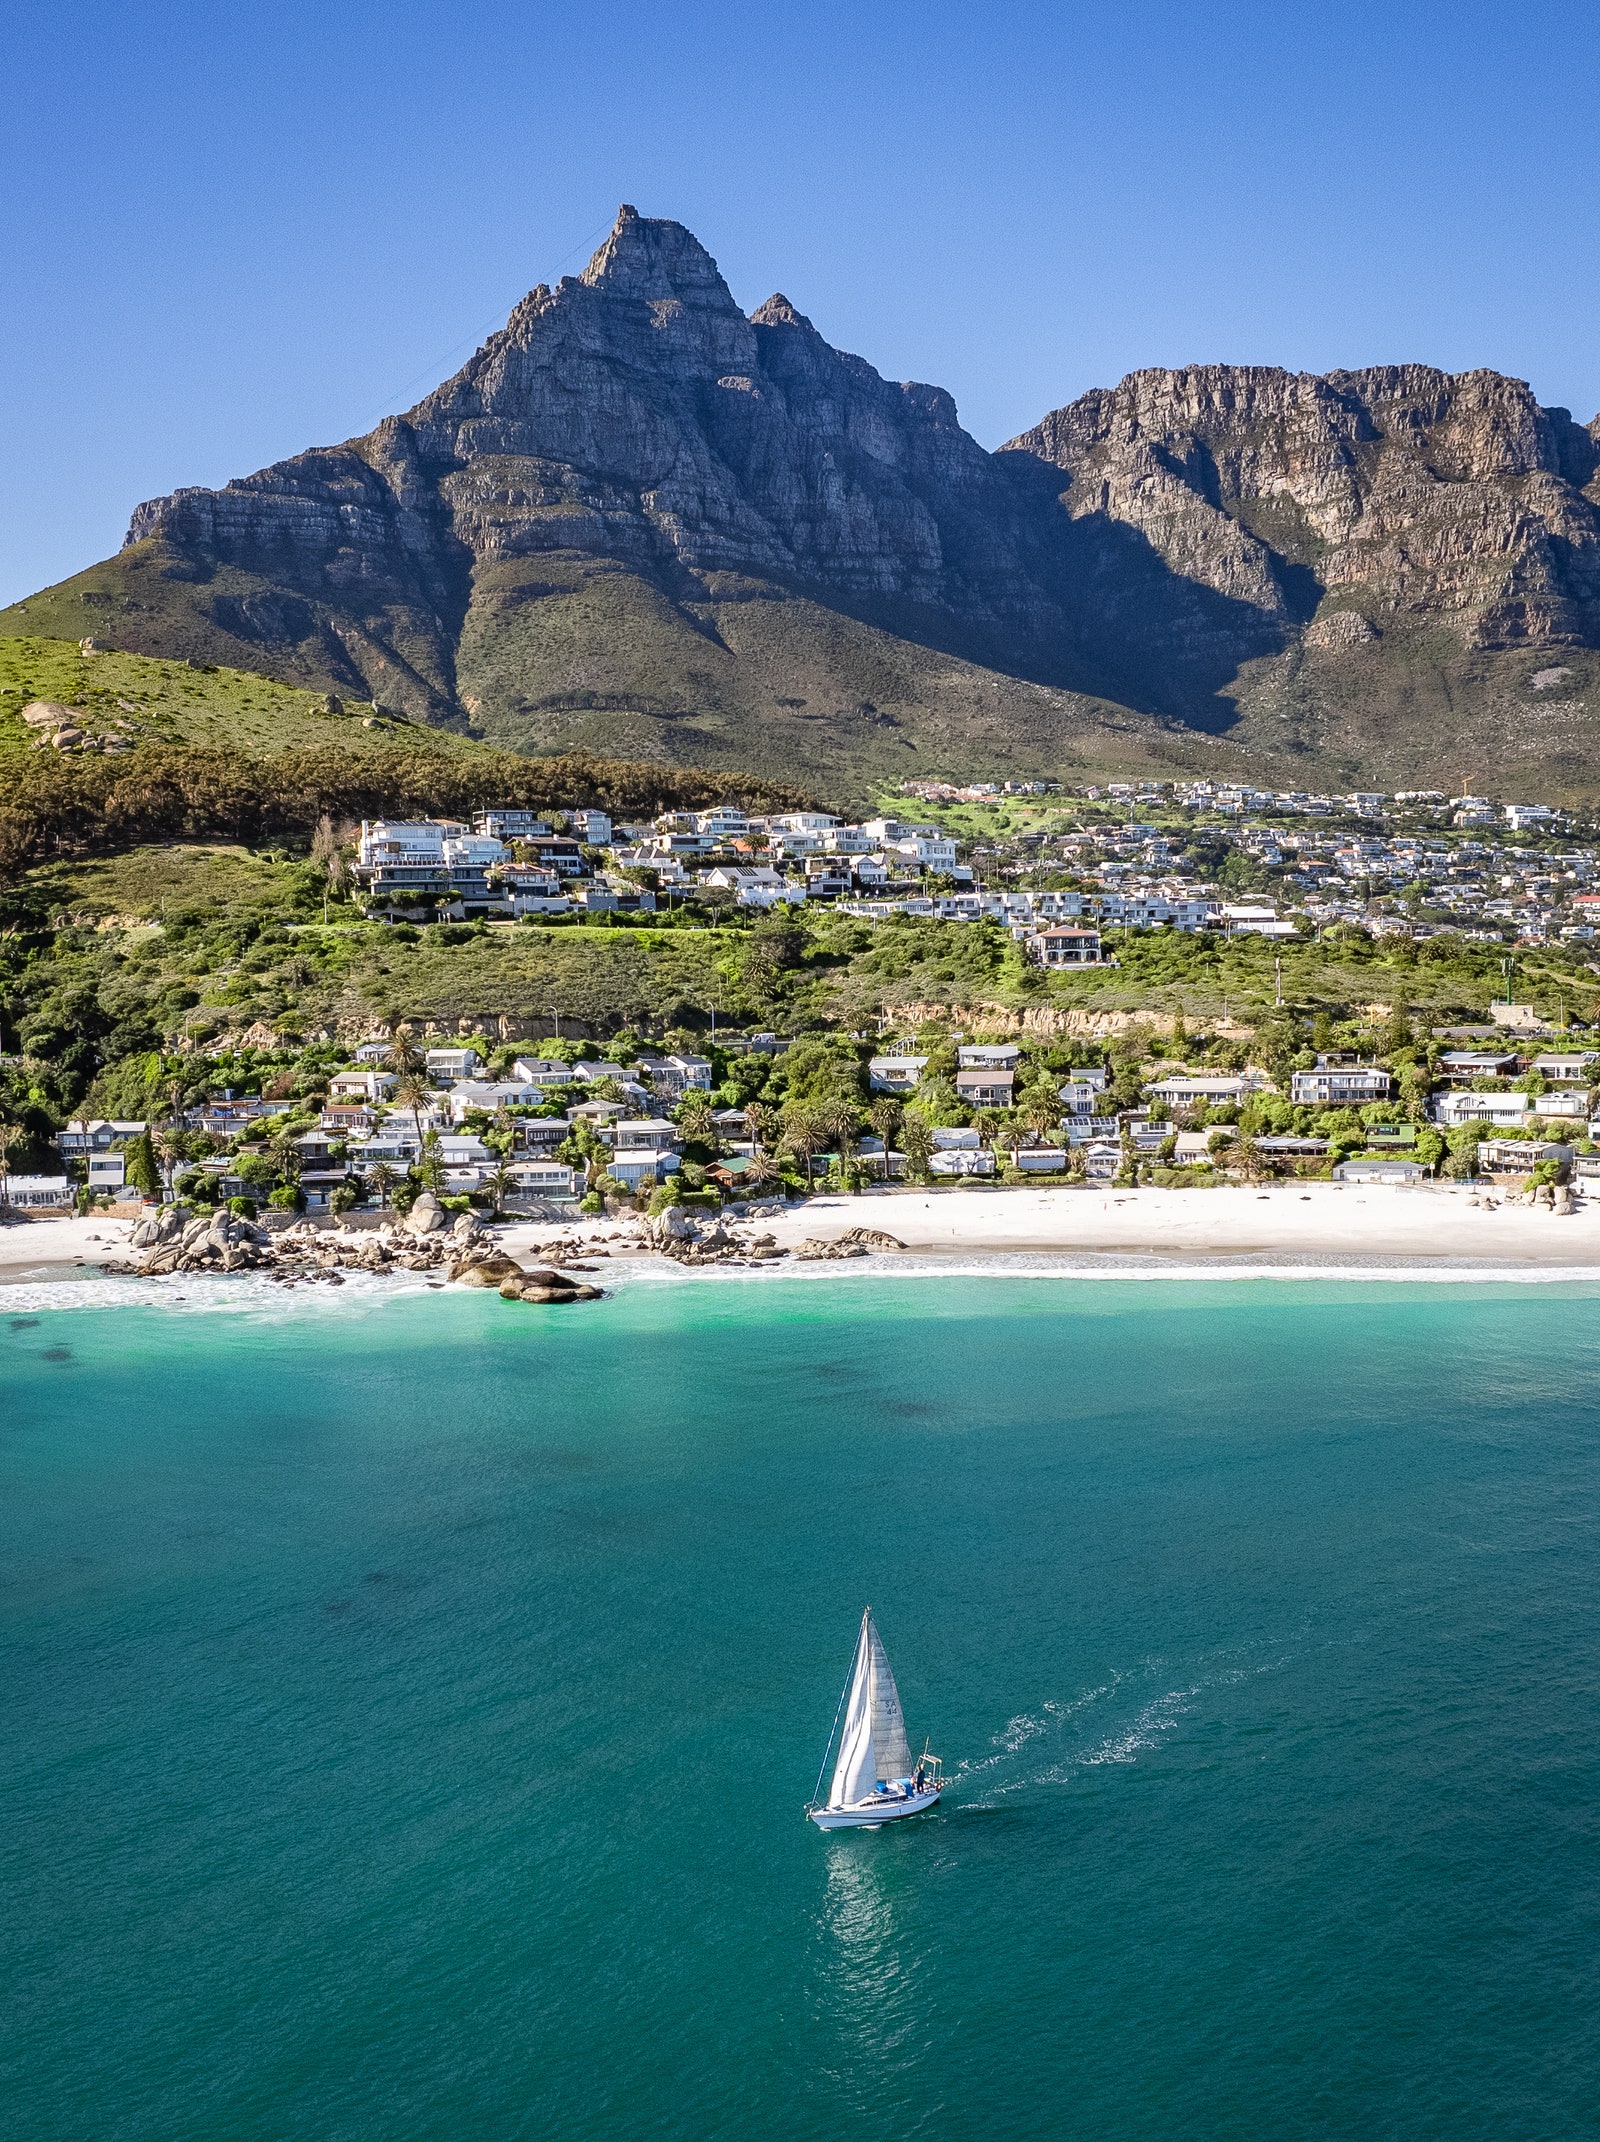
[0,1215,138,1281]
[752,1180,1600,1270]
[7,1181,1600,1283]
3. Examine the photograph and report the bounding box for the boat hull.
[810,1788,941,1829]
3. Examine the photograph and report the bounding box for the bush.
[579,1191,604,1214]
[226,1196,256,1218]
[267,1184,303,1211]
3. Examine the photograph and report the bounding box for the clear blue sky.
[6,0,1599,606]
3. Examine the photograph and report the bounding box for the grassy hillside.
[0,634,443,757]
[0,549,1257,804]
[11,548,1600,807]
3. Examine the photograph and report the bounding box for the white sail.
[827,1612,915,1808]
[867,1619,914,1781]
[829,1614,878,1808]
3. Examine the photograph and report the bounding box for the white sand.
[755,1181,1600,1269]
[7,1186,1597,1284]
[0,1214,137,1276]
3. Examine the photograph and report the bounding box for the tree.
[123,1129,161,1200]
[153,1125,190,1200]
[416,1131,445,1195]
[1020,1085,1062,1148]
[1232,1132,1269,1184]
[746,1147,781,1193]
[869,1098,902,1181]
[395,1071,432,1148]
[900,1113,934,1182]
[484,1161,515,1216]
[0,1123,24,1206]
[366,1160,399,1209]
[743,1099,775,1153]
[676,1092,717,1147]
[781,1105,825,1188]
[386,1026,424,1077]
[311,814,349,921]
[820,1100,859,1177]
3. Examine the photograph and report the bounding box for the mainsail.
[867,1618,914,1780]
[828,1611,914,1807]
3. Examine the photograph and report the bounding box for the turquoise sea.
[2,1272,1597,2139]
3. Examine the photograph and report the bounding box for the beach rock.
[835,1227,905,1251]
[405,1192,448,1236]
[451,1253,521,1286]
[792,1238,869,1260]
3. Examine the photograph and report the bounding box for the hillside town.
[13,1008,1600,1223]
[340,777,1600,956]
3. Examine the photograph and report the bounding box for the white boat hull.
[810,1788,941,1829]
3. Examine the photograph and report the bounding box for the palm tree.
[869,1098,901,1182]
[676,1092,717,1148]
[395,1071,432,1151]
[1020,1084,1062,1152]
[484,1160,516,1217]
[746,1147,781,1193]
[900,1113,933,1183]
[385,1025,424,1077]
[366,1160,399,1210]
[0,1123,25,1207]
[153,1125,189,1201]
[743,1099,775,1152]
[820,1101,859,1184]
[781,1106,824,1189]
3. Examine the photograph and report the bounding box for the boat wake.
[951,1654,1286,1808]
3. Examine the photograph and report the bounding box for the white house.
[511,1059,581,1090]
[1289,1063,1395,1105]
[868,1055,927,1094]
[509,1160,580,1201]
[1147,1073,1261,1109]
[1432,1091,1532,1128]
[1532,1054,1598,1083]
[1220,904,1299,938]
[1532,1092,1587,1119]
[424,1047,481,1082]
[5,1175,74,1210]
[957,1044,1020,1070]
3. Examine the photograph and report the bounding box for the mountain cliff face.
[1005,363,1600,650]
[10,208,1600,798]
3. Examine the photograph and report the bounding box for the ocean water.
[2,1274,1596,2140]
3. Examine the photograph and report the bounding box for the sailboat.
[807,1608,943,1829]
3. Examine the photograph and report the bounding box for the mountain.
[9,207,1600,800]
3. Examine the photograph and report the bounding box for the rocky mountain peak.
[578,203,741,318]
[750,293,815,331]
[39,208,1600,799]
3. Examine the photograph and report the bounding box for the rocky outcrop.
[110,1202,610,1299]
[1003,364,1600,655]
